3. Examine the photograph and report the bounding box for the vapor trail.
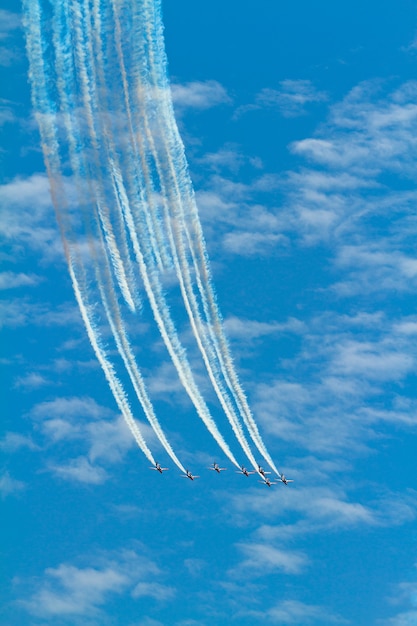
[138,0,279,473]
[54,0,188,472]
[23,0,156,465]
[130,43,260,471]
[24,0,278,475]
[86,0,241,467]
[67,0,139,313]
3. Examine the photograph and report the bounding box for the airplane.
[209,462,227,473]
[258,477,277,487]
[279,474,294,485]
[257,464,271,478]
[150,462,169,474]
[181,470,200,481]
[236,465,256,477]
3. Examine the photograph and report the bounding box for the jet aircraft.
[150,462,169,474]
[279,474,293,485]
[209,462,226,473]
[236,466,256,477]
[258,477,277,487]
[257,464,271,478]
[181,470,200,481]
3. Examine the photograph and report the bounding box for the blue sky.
[2,1,417,625]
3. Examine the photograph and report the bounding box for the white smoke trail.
[53,0,188,472]
[107,0,172,272]
[66,0,138,314]
[137,0,278,473]
[144,0,280,475]
[109,160,240,468]
[23,0,156,465]
[83,0,240,467]
[24,0,278,475]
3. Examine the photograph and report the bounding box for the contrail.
[65,0,139,314]
[23,0,279,475]
[53,0,188,472]
[23,0,156,465]
[87,0,241,467]
[137,0,280,474]
[109,160,240,468]
[129,60,261,469]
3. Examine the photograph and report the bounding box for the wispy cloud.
[233,542,308,575]
[171,80,231,113]
[384,575,417,625]
[0,271,41,290]
[29,396,144,483]
[50,457,109,485]
[0,299,82,329]
[0,173,63,262]
[21,550,161,619]
[0,10,21,67]
[234,79,327,119]
[132,582,176,601]
[0,471,25,498]
[0,432,38,452]
[0,10,21,41]
[196,179,288,257]
[238,599,348,624]
[14,372,50,391]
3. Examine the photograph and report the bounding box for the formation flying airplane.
[236,466,256,477]
[181,470,200,481]
[257,464,271,478]
[209,462,226,473]
[279,474,294,485]
[150,462,169,474]
[259,477,277,487]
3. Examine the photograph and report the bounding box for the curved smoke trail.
[23,0,279,475]
[23,0,156,466]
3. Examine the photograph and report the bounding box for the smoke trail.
[24,0,278,475]
[138,0,279,474]
[53,0,189,472]
[23,0,156,465]
[66,0,139,313]
[127,45,260,471]
[85,0,241,467]
[109,160,240,468]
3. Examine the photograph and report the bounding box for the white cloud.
[86,416,134,464]
[257,80,327,117]
[14,372,50,390]
[0,10,21,41]
[0,173,64,262]
[330,339,414,382]
[171,80,231,111]
[0,271,41,290]
[223,230,287,256]
[132,582,176,601]
[0,471,25,497]
[0,100,17,126]
[239,599,347,624]
[234,79,327,119]
[30,396,138,482]
[0,432,38,452]
[223,315,304,342]
[21,550,166,620]
[31,396,111,422]
[51,456,109,484]
[196,181,288,258]
[0,10,21,67]
[234,542,307,575]
[384,577,417,625]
